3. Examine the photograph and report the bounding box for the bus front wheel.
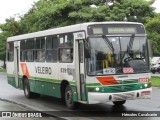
[113,100,126,106]
[65,85,78,109]
[23,78,40,99]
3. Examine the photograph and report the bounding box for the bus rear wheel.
[23,78,40,99]
[65,85,78,109]
[113,100,126,106]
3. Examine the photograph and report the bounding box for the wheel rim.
[65,90,73,105]
[24,80,29,96]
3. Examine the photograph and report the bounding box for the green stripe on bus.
[8,74,76,85]
[86,83,102,86]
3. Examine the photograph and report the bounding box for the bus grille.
[109,84,136,92]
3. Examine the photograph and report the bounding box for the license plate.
[141,91,150,96]
[139,78,149,83]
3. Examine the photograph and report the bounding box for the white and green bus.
[7,22,152,109]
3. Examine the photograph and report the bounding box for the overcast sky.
[152,0,160,13]
[0,0,160,24]
[0,0,39,24]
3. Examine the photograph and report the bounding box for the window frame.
[26,39,35,62]
[58,33,74,63]
[20,40,26,62]
[7,42,14,62]
[46,35,59,63]
[35,37,46,62]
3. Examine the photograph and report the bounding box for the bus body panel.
[88,88,152,104]
[6,22,151,105]
[85,73,151,103]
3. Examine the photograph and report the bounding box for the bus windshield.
[87,35,150,75]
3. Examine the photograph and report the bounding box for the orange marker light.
[88,88,94,92]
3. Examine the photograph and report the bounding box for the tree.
[0,32,8,68]
[0,17,25,36]
[20,0,155,32]
[146,13,160,54]
[0,0,158,61]
[0,17,24,68]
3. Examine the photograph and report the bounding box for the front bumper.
[88,88,152,104]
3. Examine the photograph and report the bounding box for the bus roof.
[7,22,144,42]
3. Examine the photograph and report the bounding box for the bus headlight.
[144,84,148,88]
[95,87,100,92]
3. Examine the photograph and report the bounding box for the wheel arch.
[60,80,70,100]
[22,75,28,89]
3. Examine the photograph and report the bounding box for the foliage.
[0,17,24,36]
[146,14,160,54]
[0,0,158,62]
[0,32,8,68]
[0,69,6,72]
[19,0,155,32]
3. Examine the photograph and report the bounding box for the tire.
[65,85,78,109]
[113,100,126,106]
[152,71,155,74]
[23,78,40,99]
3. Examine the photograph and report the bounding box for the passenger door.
[14,41,20,88]
[74,32,86,101]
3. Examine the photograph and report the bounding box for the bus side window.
[59,48,73,63]
[35,37,46,62]
[20,40,26,62]
[46,36,58,62]
[26,39,35,62]
[7,42,14,62]
[59,33,74,63]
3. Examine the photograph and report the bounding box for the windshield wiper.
[127,34,135,52]
[102,35,114,52]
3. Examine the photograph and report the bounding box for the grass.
[151,76,160,87]
[0,69,6,72]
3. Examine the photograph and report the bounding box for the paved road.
[151,73,160,77]
[0,72,160,120]
[0,100,56,120]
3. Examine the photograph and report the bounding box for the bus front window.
[88,37,116,75]
[87,36,150,75]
